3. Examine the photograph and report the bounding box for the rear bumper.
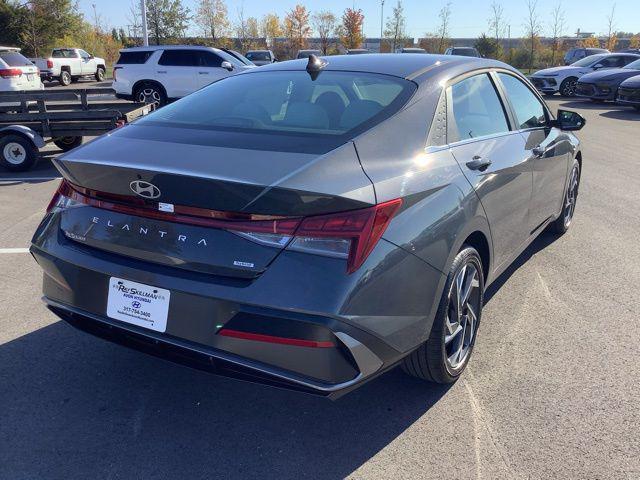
[45,297,387,399]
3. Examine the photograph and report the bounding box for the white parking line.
[0,248,30,254]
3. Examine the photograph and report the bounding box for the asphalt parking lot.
[0,94,639,479]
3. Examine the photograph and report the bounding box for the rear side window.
[498,73,547,129]
[117,51,153,64]
[449,74,509,141]
[52,49,77,58]
[0,51,32,67]
[158,50,200,66]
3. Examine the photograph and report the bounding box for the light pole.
[140,0,148,46]
[380,0,385,52]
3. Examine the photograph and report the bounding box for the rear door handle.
[466,155,492,171]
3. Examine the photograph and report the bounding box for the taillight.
[46,59,53,69]
[0,68,22,78]
[287,199,403,273]
[47,179,402,274]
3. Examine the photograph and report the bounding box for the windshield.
[623,59,640,70]
[571,54,608,67]
[246,52,270,61]
[228,50,253,65]
[138,71,415,139]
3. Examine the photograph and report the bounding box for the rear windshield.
[117,51,153,64]
[0,51,32,66]
[52,49,77,58]
[139,70,415,140]
[246,52,270,61]
[453,48,477,56]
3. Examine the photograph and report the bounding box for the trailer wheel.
[0,134,39,172]
[59,70,72,86]
[53,136,83,151]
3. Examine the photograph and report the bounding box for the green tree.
[18,0,83,56]
[475,33,501,59]
[195,0,229,43]
[0,0,22,47]
[384,1,407,52]
[146,0,191,45]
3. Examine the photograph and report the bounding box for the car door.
[495,72,570,231]
[78,50,94,75]
[195,50,230,89]
[156,49,198,98]
[447,72,533,269]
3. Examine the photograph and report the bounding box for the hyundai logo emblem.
[130,180,161,199]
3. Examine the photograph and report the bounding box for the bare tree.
[436,2,452,54]
[195,0,229,42]
[549,1,565,65]
[488,1,505,42]
[236,2,249,50]
[605,3,617,51]
[312,10,337,54]
[384,0,407,52]
[126,0,142,40]
[523,0,542,71]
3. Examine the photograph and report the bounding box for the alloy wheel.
[563,165,580,227]
[138,87,162,107]
[444,262,481,370]
[561,79,577,97]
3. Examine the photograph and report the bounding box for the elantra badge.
[130,180,161,199]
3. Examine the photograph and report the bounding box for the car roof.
[0,46,20,52]
[251,53,511,82]
[119,45,224,53]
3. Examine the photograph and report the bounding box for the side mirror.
[221,61,234,71]
[554,109,585,131]
[592,63,604,69]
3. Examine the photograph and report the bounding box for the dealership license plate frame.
[106,277,170,333]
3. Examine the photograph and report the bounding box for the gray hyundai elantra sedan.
[31,54,585,398]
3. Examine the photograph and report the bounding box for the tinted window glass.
[572,54,607,66]
[246,52,270,61]
[52,49,77,58]
[450,74,509,141]
[624,59,640,70]
[78,49,90,59]
[158,50,199,66]
[498,73,547,129]
[117,51,153,64]
[0,51,32,67]
[139,71,415,137]
[199,51,223,67]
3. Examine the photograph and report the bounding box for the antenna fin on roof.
[306,54,327,80]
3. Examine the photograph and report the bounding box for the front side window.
[449,73,509,141]
[78,50,90,59]
[498,73,547,130]
[199,51,223,67]
[623,59,640,70]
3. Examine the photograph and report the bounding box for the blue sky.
[79,0,636,39]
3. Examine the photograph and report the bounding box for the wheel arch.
[132,79,167,97]
[0,126,45,148]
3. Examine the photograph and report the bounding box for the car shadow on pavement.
[599,110,640,121]
[0,319,452,479]
[484,231,559,305]
[557,99,628,111]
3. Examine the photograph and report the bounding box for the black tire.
[95,67,105,82]
[0,134,39,172]
[559,77,578,97]
[134,82,167,107]
[548,158,580,234]
[53,136,83,152]
[59,70,71,86]
[402,246,485,383]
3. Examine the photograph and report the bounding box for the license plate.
[107,277,170,332]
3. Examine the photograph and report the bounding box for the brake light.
[0,68,22,78]
[46,59,53,69]
[47,180,402,274]
[288,199,402,273]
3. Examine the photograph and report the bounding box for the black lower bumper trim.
[48,303,373,398]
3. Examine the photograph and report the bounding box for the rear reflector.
[47,179,402,274]
[218,329,335,348]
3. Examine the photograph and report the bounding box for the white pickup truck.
[31,48,106,86]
